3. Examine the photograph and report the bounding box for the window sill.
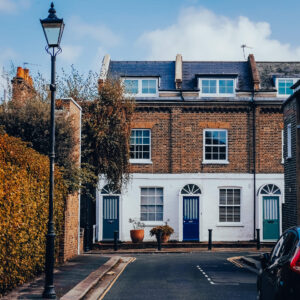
[142,221,164,227]
[216,222,244,227]
[202,160,229,165]
[130,159,153,165]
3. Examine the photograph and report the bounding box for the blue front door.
[183,196,199,241]
[103,196,119,240]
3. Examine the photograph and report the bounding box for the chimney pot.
[17,67,24,79]
[24,69,29,81]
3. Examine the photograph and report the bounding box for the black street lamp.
[40,2,64,299]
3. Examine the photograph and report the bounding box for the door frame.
[262,195,280,241]
[96,188,122,242]
[183,195,200,241]
[102,195,120,241]
[178,184,202,242]
[257,183,282,242]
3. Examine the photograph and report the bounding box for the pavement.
[2,247,267,300]
[2,255,110,300]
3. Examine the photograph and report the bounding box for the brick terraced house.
[95,54,300,243]
[282,79,300,232]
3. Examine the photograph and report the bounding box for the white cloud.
[68,16,120,47]
[60,44,83,63]
[0,0,30,13]
[138,7,300,61]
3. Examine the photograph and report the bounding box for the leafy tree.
[82,79,135,190]
[0,98,79,192]
[56,67,135,190]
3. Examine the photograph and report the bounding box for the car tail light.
[290,246,300,273]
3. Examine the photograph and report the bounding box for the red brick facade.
[130,103,283,175]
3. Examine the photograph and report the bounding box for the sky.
[1,0,300,99]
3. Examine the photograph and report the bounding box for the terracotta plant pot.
[130,229,144,243]
[161,234,170,243]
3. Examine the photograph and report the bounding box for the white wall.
[96,173,284,242]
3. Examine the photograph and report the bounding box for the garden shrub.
[0,133,66,294]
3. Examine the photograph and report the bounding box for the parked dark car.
[257,226,300,300]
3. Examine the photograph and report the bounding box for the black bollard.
[256,229,261,250]
[208,229,212,250]
[114,231,118,251]
[157,229,162,251]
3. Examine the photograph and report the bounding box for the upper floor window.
[203,129,228,164]
[276,78,298,96]
[130,129,151,162]
[199,78,235,97]
[123,78,158,96]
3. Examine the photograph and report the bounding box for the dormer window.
[199,78,235,97]
[123,78,158,97]
[276,79,297,96]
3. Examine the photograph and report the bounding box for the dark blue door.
[103,196,119,240]
[183,196,199,241]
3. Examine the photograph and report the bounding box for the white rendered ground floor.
[95,173,284,243]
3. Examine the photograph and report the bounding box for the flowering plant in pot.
[150,224,174,243]
[129,218,145,243]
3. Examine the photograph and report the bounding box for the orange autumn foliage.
[0,133,66,293]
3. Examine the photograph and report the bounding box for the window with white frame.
[287,123,292,158]
[203,129,228,163]
[199,78,235,96]
[277,78,298,96]
[123,78,158,96]
[219,188,241,222]
[140,187,163,221]
[130,129,151,161]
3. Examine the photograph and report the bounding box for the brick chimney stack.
[248,54,260,91]
[11,66,35,106]
[175,54,182,89]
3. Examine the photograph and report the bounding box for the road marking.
[98,257,136,300]
[196,265,215,285]
[227,256,244,268]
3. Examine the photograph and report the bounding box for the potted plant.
[129,218,145,243]
[150,224,174,243]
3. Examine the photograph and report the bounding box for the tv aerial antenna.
[241,44,253,60]
[23,62,41,68]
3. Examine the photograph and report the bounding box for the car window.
[279,231,297,258]
[270,235,285,262]
[270,231,298,263]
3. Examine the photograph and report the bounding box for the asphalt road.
[104,252,257,300]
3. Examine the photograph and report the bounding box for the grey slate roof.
[108,59,300,93]
[182,61,252,91]
[256,62,300,90]
[108,60,253,92]
[108,61,175,90]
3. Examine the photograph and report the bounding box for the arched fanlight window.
[181,184,201,195]
[101,184,120,195]
[260,184,281,195]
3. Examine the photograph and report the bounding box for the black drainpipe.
[252,90,257,240]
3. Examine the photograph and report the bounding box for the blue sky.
[1,0,300,96]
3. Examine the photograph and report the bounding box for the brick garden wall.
[59,99,81,262]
